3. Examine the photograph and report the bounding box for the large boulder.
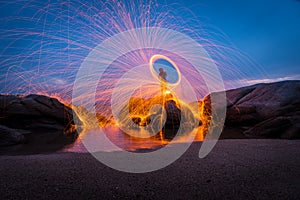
[203,80,300,139]
[0,94,79,150]
[161,100,181,139]
[163,100,181,129]
[243,113,300,139]
[163,100,199,139]
[0,125,27,146]
[226,81,300,124]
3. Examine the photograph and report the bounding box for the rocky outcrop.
[0,94,79,150]
[214,80,300,139]
[118,95,199,140]
[163,100,181,129]
[1,80,298,151]
[0,125,27,146]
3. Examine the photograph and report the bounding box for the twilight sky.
[0,0,299,96]
[180,0,300,80]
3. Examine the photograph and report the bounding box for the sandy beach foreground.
[1,139,299,200]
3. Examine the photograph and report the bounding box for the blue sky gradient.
[178,0,300,78]
[0,0,299,96]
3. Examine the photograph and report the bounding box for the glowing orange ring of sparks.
[149,54,182,86]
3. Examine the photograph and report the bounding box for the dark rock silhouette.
[0,94,79,151]
[121,80,300,140]
[1,80,299,152]
[206,80,300,139]
[0,125,27,146]
[162,100,181,139]
[164,100,181,128]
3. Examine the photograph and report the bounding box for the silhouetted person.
[159,68,167,81]
[158,68,167,95]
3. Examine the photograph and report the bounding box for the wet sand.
[0,139,299,200]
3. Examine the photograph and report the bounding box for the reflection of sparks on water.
[64,126,170,153]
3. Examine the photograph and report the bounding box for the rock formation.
[203,80,300,139]
[0,94,79,151]
[118,95,199,139]
[1,80,298,152]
